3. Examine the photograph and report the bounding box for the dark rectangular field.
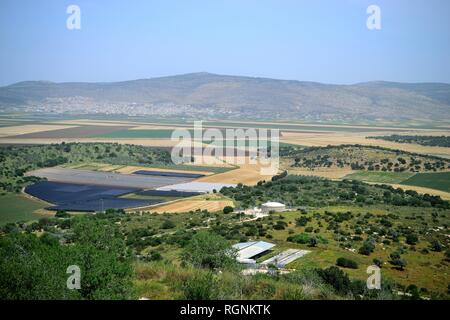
[133,170,205,179]
[25,181,136,203]
[26,167,194,189]
[25,181,164,211]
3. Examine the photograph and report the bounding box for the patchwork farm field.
[0,117,448,164]
[0,124,78,137]
[95,129,191,139]
[401,172,450,193]
[9,125,134,139]
[203,121,415,133]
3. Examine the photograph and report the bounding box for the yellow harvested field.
[188,155,236,168]
[143,199,234,213]
[97,164,126,172]
[0,124,78,137]
[198,164,274,185]
[390,184,450,200]
[281,131,450,157]
[357,182,450,200]
[114,165,213,175]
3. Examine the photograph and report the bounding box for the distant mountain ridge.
[1,72,449,121]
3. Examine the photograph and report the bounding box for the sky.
[0,0,449,86]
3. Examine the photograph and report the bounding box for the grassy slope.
[267,207,449,294]
[401,172,450,193]
[344,171,415,184]
[0,194,47,225]
[120,201,450,295]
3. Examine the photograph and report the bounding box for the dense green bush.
[181,231,239,270]
[317,266,352,295]
[336,257,358,269]
[179,271,218,300]
[287,233,310,244]
[0,218,134,300]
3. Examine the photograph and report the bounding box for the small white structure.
[239,207,269,218]
[261,201,286,213]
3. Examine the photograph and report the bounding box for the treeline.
[0,142,172,193]
[220,175,449,209]
[281,144,450,172]
[369,135,450,148]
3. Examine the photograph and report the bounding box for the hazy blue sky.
[1,0,449,85]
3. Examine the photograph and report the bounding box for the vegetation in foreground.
[1,174,449,299]
[0,143,449,300]
[0,214,404,300]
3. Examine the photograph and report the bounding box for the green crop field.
[203,121,408,133]
[344,171,415,184]
[401,172,450,193]
[0,194,47,225]
[95,129,195,139]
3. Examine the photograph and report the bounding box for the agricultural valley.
[0,114,449,300]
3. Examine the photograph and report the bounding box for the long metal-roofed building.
[232,241,275,264]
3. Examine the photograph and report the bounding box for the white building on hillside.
[261,201,286,213]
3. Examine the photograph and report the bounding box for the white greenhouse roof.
[233,241,275,261]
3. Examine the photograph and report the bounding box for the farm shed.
[232,241,275,264]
